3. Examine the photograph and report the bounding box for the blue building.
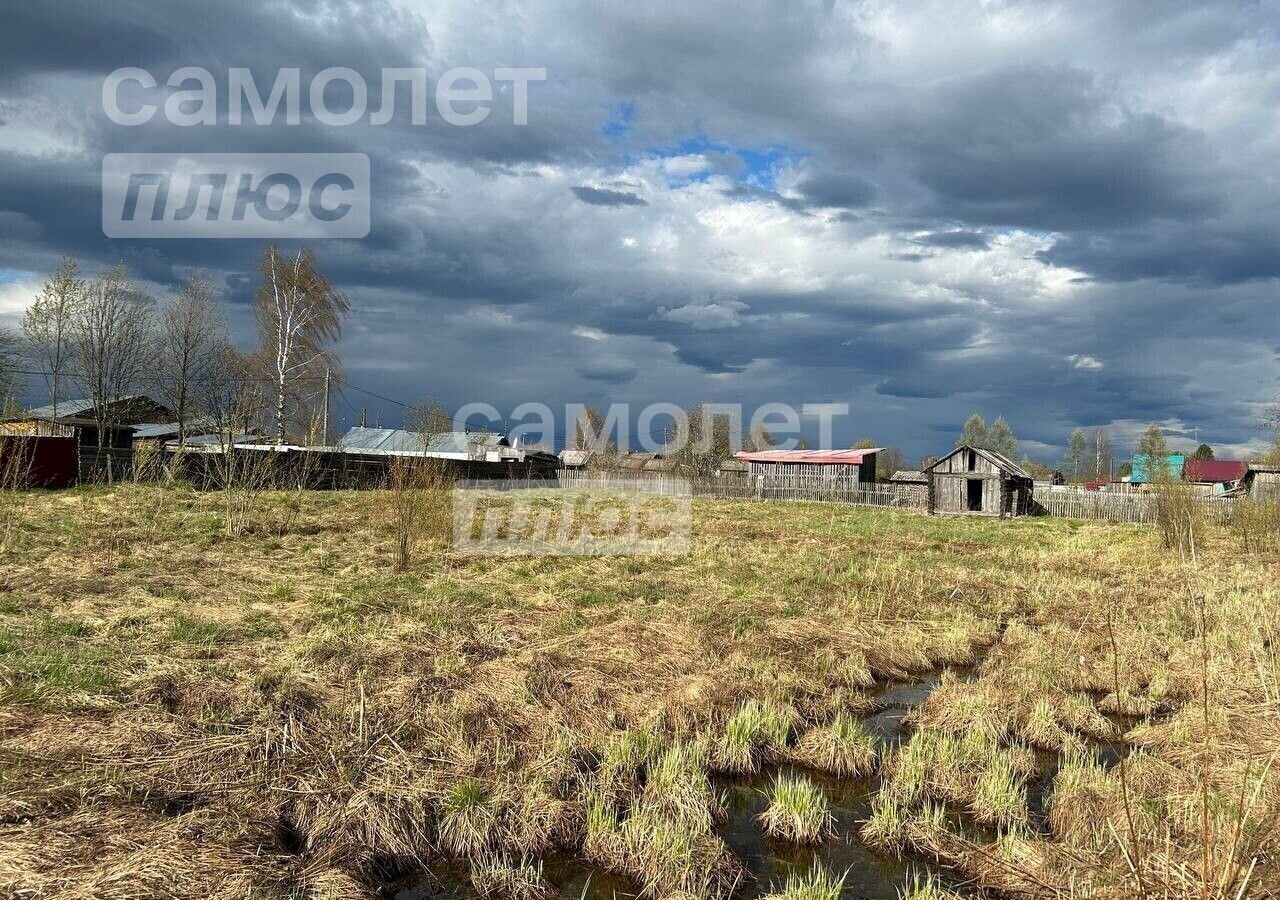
[1130,452,1185,484]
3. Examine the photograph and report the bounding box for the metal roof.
[336,427,510,456]
[21,395,172,428]
[132,422,182,439]
[337,426,428,453]
[23,397,100,419]
[179,433,261,447]
[425,431,509,454]
[1183,459,1247,483]
[735,448,882,465]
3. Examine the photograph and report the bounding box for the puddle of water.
[394,671,971,900]
[541,856,643,900]
[863,672,944,745]
[719,767,942,900]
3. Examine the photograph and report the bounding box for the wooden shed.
[924,445,1033,517]
[1243,464,1280,502]
[735,448,879,493]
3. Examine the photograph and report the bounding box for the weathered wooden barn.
[735,448,879,494]
[924,445,1033,517]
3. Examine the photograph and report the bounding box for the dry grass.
[0,484,1278,898]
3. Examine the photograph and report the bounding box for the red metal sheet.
[735,448,882,465]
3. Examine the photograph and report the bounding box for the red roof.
[735,448,882,465]
[1183,459,1247,483]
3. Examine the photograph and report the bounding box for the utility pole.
[322,367,331,446]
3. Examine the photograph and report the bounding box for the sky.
[1,0,1278,464]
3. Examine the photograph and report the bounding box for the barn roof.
[923,444,1033,481]
[735,448,882,465]
[888,470,928,483]
[132,422,183,440]
[23,397,100,419]
[559,449,593,467]
[1184,459,1247,483]
[336,427,510,456]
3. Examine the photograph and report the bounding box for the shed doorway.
[966,478,983,512]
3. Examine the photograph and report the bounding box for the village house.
[1183,458,1248,494]
[4,395,176,480]
[1129,452,1186,484]
[924,445,1034,517]
[334,426,559,478]
[6,395,174,449]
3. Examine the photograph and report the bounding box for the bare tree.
[200,343,263,440]
[1091,425,1113,481]
[0,327,19,411]
[155,272,227,445]
[255,245,349,445]
[406,396,451,436]
[570,405,614,452]
[22,256,84,419]
[73,264,154,449]
[746,420,776,452]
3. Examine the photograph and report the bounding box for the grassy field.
[1,483,1277,899]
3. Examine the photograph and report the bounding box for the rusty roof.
[735,448,882,465]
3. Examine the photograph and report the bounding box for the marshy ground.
[1,484,1277,899]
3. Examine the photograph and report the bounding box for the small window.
[967,450,977,471]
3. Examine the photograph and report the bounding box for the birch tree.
[959,414,987,448]
[987,416,1019,459]
[1091,426,1113,480]
[255,245,348,445]
[156,273,226,445]
[22,256,84,419]
[1066,428,1087,481]
[73,264,154,448]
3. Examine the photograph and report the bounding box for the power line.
[338,380,410,408]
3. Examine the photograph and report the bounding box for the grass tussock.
[760,860,845,900]
[788,710,879,777]
[714,698,797,773]
[897,872,965,900]
[757,772,833,844]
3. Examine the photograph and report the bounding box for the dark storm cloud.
[571,186,648,207]
[2,0,1278,462]
[575,359,638,383]
[795,172,875,210]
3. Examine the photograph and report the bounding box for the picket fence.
[556,471,928,510]
[1035,491,1238,525]
[556,470,1246,525]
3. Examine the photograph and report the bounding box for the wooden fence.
[1035,491,1239,525]
[557,471,740,497]
[557,471,927,510]
[757,477,927,509]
